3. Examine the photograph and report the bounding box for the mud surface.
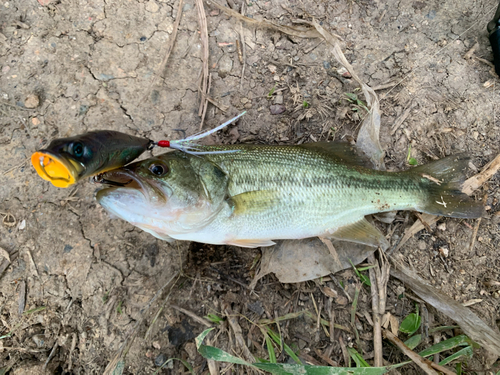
[1,0,499,373]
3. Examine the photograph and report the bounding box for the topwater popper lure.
[31,112,246,188]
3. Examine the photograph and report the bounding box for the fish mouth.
[96,169,170,203]
[31,151,85,188]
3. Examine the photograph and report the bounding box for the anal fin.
[327,218,389,250]
[227,238,276,248]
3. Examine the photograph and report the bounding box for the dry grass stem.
[17,280,26,316]
[383,330,454,375]
[319,237,343,270]
[225,308,256,363]
[199,73,212,130]
[196,0,209,119]
[390,101,416,135]
[171,304,212,327]
[206,1,321,38]
[469,194,487,253]
[462,153,500,195]
[414,212,432,233]
[368,250,390,367]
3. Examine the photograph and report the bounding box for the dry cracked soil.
[1,0,500,373]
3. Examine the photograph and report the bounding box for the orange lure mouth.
[31,151,84,188]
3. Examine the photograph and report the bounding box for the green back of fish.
[201,143,483,220]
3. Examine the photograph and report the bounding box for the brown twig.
[469,194,487,252]
[171,304,212,327]
[196,0,209,119]
[319,237,343,270]
[17,280,26,315]
[390,101,416,135]
[206,1,321,38]
[199,73,212,130]
[239,2,247,89]
[414,212,432,233]
[462,153,500,195]
[383,330,455,375]
[225,308,256,363]
[368,250,390,367]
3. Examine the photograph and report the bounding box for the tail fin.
[408,154,485,218]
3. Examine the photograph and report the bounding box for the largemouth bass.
[32,131,152,188]
[96,143,484,248]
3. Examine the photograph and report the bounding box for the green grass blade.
[254,363,391,374]
[198,344,253,367]
[153,358,194,375]
[403,334,421,350]
[196,328,255,367]
[266,334,277,363]
[438,346,473,366]
[347,347,371,367]
[418,335,474,358]
[267,328,302,364]
[428,326,459,333]
[111,360,125,375]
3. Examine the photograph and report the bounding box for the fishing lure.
[31,112,245,188]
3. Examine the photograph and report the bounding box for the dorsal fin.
[300,142,374,168]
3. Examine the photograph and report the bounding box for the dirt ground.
[1,0,500,373]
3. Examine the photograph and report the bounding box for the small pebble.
[270,104,285,115]
[32,334,45,347]
[154,353,167,367]
[267,64,277,74]
[145,0,159,13]
[24,94,40,109]
[31,117,40,126]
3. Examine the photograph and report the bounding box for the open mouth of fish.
[95,169,169,203]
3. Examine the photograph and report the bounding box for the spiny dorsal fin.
[300,142,374,168]
[326,217,389,250]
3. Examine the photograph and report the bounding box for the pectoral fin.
[327,218,389,250]
[227,238,276,248]
[229,190,281,216]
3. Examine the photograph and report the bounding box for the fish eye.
[149,163,168,176]
[73,142,84,158]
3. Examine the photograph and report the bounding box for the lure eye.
[73,142,84,158]
[149,163,168,176]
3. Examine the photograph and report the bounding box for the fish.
[95,142,485,248]
[31,131,153,188]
